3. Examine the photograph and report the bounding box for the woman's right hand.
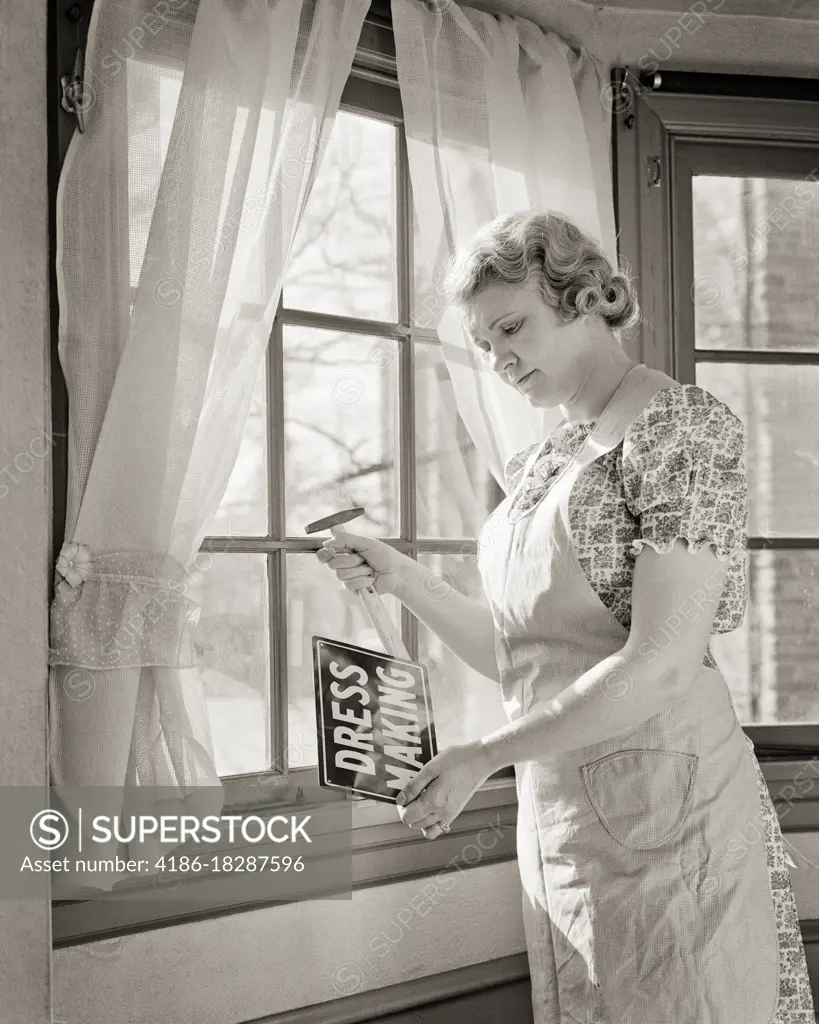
[315,526,409,597]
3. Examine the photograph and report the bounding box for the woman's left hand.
[396,741,494,839]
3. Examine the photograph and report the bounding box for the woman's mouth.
[517,370,537,390]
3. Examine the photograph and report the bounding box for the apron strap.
[507,364,680,504]
[508,434,551,501]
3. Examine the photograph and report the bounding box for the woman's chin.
[511,373,553,407]
[517,371,548,403]
[521,386,547,407]
[525,389,559,410]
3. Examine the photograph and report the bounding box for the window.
[683,150,819,731]
[193,78,510,783]
[51,2,517,944]
[614,68,819,771]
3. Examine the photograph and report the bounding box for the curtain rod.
[632,67,819,103]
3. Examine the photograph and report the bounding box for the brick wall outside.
[693,175,819,725]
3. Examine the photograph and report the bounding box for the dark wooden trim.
[695,351,819,364]
[637,70,819,105]
[610,67,642,365]
[613,66,819,377]
[641,92,819,145]
[364,0,393,28]
[342,73,401,117]
[241,953,531,1024]
[50,0,93,578]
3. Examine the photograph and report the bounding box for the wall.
[53,861,526,1024]
[0,1,53,1022]
[11,3,816,1023]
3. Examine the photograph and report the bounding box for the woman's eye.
[502,320,522,335]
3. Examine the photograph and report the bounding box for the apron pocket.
[581,748,699,851]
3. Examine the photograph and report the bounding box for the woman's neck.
[559,351,640,427]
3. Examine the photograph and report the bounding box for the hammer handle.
[324,522,411,661]
[359,585,411,661]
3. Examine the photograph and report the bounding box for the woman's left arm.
[474,538,728,770]
[396,540,728,834]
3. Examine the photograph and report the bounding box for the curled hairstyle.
[441,210,640,332]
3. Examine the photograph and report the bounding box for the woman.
[317,210,814,1023]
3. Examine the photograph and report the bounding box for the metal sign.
[312,636,438,804]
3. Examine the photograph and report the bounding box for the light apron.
[477,364,780,1024]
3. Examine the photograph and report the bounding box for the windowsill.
[51,770,519,947]
[52,728,819,946]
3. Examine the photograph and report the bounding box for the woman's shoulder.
[624,382,744,451]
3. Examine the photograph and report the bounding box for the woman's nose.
[489,347,516,376]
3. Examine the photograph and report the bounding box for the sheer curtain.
[50,0,369,891]
[392,0,618,486]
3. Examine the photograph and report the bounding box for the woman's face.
[465,279,592,408]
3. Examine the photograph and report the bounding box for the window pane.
[283,110,397,321]
[711,550,819,725]
[696,362,819,537]
[692,175,819,351]
[415,341,498,538]
[286,552,403,770]
[205,364,268,537]
[284,326,400,537]
[416,553,506,747]
[187,553,270,777]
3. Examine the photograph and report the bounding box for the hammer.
[305,507,411,661]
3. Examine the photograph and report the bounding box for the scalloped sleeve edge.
[630,536,747,566]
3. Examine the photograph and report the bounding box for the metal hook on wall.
[59,3,89,134]
[60,46,87,133]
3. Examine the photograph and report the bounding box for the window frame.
[50,0,517,946]
[613,66,819,782]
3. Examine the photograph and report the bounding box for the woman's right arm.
[316,527,500,684]
[393,557,500,683]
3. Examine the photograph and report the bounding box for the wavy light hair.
[441,210,640,332]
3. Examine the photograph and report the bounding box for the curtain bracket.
[60,47,87,134]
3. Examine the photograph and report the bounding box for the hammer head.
[304,506,366,535]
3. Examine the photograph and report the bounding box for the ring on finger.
[415,812,444,831]
[420,819,451,837]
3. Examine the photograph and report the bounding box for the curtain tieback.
[49,545,200,670]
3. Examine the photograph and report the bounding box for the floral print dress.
[502,383,815,1021]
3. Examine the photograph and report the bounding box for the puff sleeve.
[622,384,748,631]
